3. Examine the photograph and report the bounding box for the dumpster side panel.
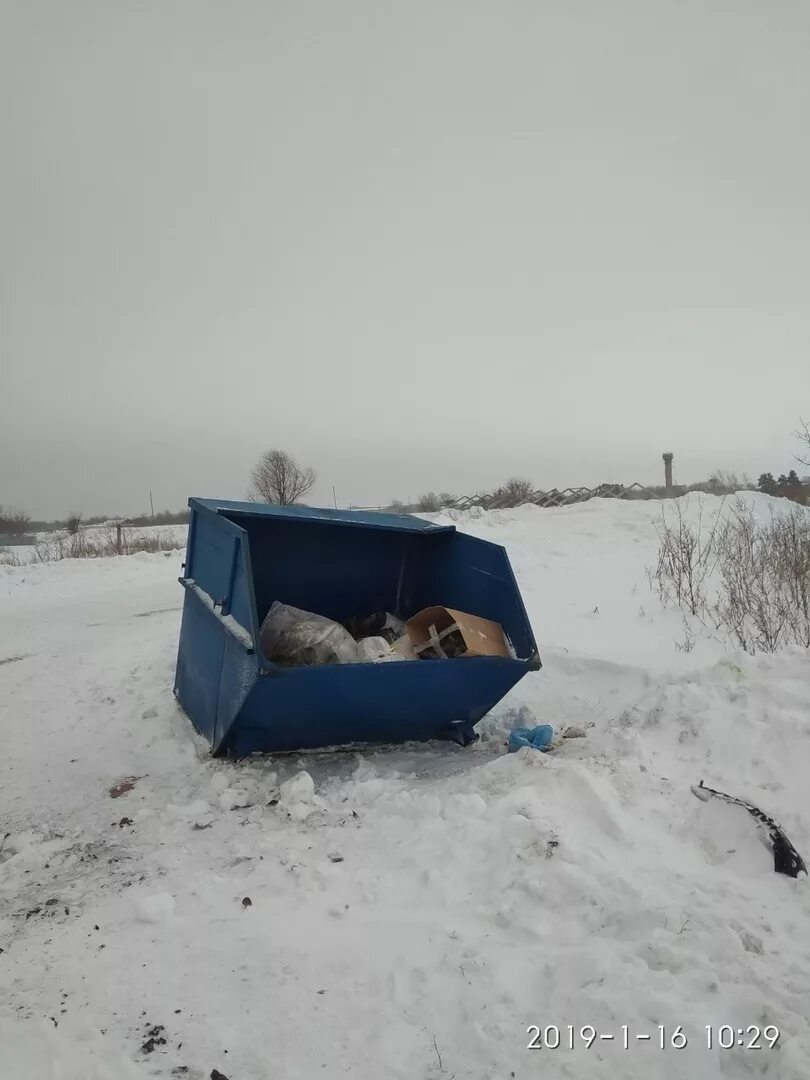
[403,532,537,661]
[174,589,226,743]
[245,518,409,624]
[214,634,258,751]
[185,510,236,607]
[185,507,257,643]
[220,656,524,757]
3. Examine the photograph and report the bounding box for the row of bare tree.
[4,421,808,529]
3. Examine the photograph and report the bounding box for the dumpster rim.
[189,497,457,535]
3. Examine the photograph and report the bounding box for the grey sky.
[1,0,808,518]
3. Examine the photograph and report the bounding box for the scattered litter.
[218,788,253,812]
[241,897,252,908]
[327,851,344,863]
[211,1070,230,1080]
[508,724,554,753]
[563,725,587,739]
[141,1025,167,1054]
[691,780,807,878]
[109,776,139,799]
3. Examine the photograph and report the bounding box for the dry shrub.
[648,497,723,616]
[416,492,443,512]
[32,527,181,563]
[714,501,810,652]
[650,497,810,653]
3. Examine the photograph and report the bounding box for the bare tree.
[249,449,316,506]
[65,512,83,536]
[796,418,810,467]
[707,470,743,494]
[0,505,32,536]
[495,477,534,506]
[416,492,442,512]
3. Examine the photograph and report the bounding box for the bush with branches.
[648,498,723,615]
[649,496,810,653]
[31,527,182,562]
[495,477,534,505]
[65,512,83,536]
[416,492,443,513]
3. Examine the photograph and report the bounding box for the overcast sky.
[1,0,808,517]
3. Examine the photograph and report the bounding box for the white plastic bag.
[260,602,360,666]
[356,635,408,663]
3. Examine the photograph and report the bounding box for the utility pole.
[149,491,155,519]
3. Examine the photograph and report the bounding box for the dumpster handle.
[219,534,240,617]
[180,578,255,653]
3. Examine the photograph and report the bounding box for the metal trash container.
[174,498,540,758]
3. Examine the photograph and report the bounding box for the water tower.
[663,452,674,494]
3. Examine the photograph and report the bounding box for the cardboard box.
[405,606,510,660]
[391,634,417,660]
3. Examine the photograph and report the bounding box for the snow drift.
[1,494,809,1079]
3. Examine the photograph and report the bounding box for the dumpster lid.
[190,498,456,534]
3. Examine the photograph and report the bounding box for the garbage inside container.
[174,499,540,757]
[259,602,360,666]
[344,611,406,644]
[391,634,417,661]
[356,636,407,663]
[406,606,511,660]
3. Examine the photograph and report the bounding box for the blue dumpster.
[174,498,540,758]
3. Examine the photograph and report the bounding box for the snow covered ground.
[2,522,189,565]
[1,495,809,1079]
